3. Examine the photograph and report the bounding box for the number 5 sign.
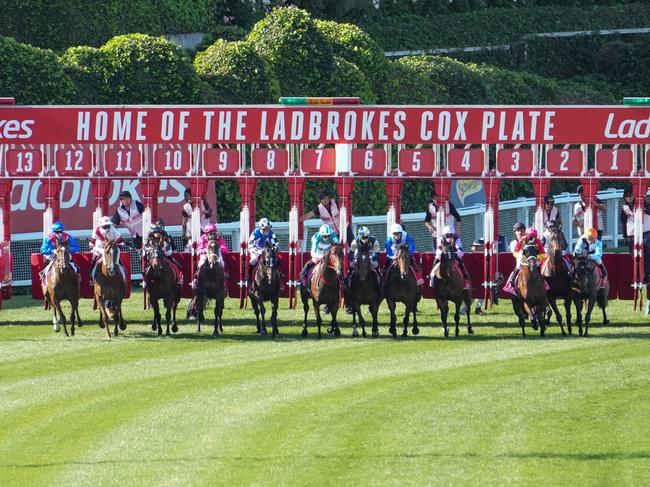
[398,149,436,176]
[251,148,289,175]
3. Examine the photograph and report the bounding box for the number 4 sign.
[447,148,484,176]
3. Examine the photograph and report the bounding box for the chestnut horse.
[300,245,344,338]
[384,244,422,338]
[195,239,226,336]
[93,240,126,339]
[43,241,82,337]
[432,244,473,337]
[513,243,549,337]
[144,241,181,337]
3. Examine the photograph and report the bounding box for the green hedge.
[361,3,650,51]
[0,36,74,104]
[195,40,280,103]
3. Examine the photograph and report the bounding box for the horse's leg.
[412,299,420,336]
[331,305,341,338]
[598,289,609,326]
[464,292,473,335]
[151,298,162,337]
[370,302,380,338]
[357,304,366,337]
[55,299,69,337]
[387,299,397,338]
[584,297,596,337]
[314,301,323,339]
[259,299,268,336]
[97,302,111,340]
[165,300,172,337]
[564,294,573,335]
[574,297,584,336]
[438,299,449,337]
[195,293,203,333]
[271,296,279,336]
[549,297,566,336]
[402,303,410,337]
[301,290,309,338]
[453,300,461,337]
[210,297,219,337]
[513,299,526,338]
[250,294,261,333]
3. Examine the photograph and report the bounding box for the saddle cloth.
[144,258,183,283]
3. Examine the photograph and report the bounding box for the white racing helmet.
[442,225,456,237]
[259,218,272,230]
[390,223,403,235]
[98,216,113,236]
[319,224,332,237]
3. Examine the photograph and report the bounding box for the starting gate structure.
[1,99,650,312]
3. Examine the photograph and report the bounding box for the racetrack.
[1,295,649,486]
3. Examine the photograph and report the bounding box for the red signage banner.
[1,106,650,144]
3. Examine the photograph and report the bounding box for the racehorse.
[300,245,344,338]
[572,251,610,337]
[383,243,422,338]
[542,233,572,336]
[144,241,181,337]
[43,241,82,337]
[195,239,226,336]
[432,244,473,337]
[93,240,126,339]
[347,243,382,338]
[249,241,281,337]
[513,243,550,337]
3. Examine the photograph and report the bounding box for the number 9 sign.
[203,148,240,175]
[351,148,386,176]
[251,148,289,175]
[398,149,435,176]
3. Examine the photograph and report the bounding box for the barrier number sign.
[496,149,533,175]
[447,148,484,176]
[5,149,43,176]
[398,149,435,175]
[203,148,239,175]
[55,148,92,175]
[104,148,142,175]
[154,148,191,175]
[546,149,583,176]
[301,148,336,174]
[351,148,386,176]
[251,148,289,175]
[595,148,633,176]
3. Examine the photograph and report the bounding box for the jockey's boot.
[247,263,255,293]
[186,296,198,319]
[457,257,471,289]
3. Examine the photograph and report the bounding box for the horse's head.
[574,255,595,289]
[206,239,220,269]
[146,241,164,274]
[327,245,344,279]
[439,242,456,263]
[55,241,71,272]
[395,243,411,280]
[355,244,372,281]
[103,241,120,276]
[522,243,539,271]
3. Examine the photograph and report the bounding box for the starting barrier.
[1,101,649,312]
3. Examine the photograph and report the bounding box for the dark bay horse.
[249,242,281,337]
[513,244,549,337]
[43,241,82,337]
[384,244,422,338]
[432,245,473,337]
[144,241,181,337]
[195,239,226,336]
[348,243,382,338]
[300,245,344,338]
[572,252,610,337]
[542,233,572,336]
[93,240,126,339]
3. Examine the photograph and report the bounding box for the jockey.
[384,223,415,264]
[247,218,280,286]
[430,226,470,289]
[300,224,340,287]
[143,219,182,286]
[195,222,229,274]
[504,227,545,294]
[573,228,607,285]
[510,222,526,253]
[89,216,128,283]
[39,222,80,278]
[349,226,380,270]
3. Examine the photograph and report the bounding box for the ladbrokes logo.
[0,119,34,139]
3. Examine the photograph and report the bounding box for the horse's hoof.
[334,327,341,337]
[401,329,408,337]
[99,322,105,329]
[151,323,157,331]
[171,324,178,333]
[444,328,449,337]
[260,327,268,336]
[53,323,61,333]
[301,328,308,338]
[389,327,396,338]
[372,329,379,338]
[531,322,539,331]
[412,326,420,335]
[455,328,459,337]
[467,327,474,335]
[119,322,126,331]
[603,319,610,326]
[64,331,69,337]
[561,331,567,337]
[362,330,367,337]
[584,331,589,337]
[212,330,219,337]
[219,325,223,332]
[352,329,359,338]
[327,327,334,335]
[317,332,322,339]
[256,325,261,334]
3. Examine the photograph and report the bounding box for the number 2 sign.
[546,148,583,176]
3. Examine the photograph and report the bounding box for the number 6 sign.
[251,148,289,175]
[351,148,386,176]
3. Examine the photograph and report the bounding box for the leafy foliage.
[195,40,280,103]
[0,36,74,104]
[60,47,110,104]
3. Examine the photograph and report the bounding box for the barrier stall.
[0,102,647,310]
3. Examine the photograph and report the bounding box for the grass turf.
[1,294,649,486]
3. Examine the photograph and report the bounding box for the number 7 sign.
[301,148,336,174]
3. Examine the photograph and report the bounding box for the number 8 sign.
[251,148,289,175]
